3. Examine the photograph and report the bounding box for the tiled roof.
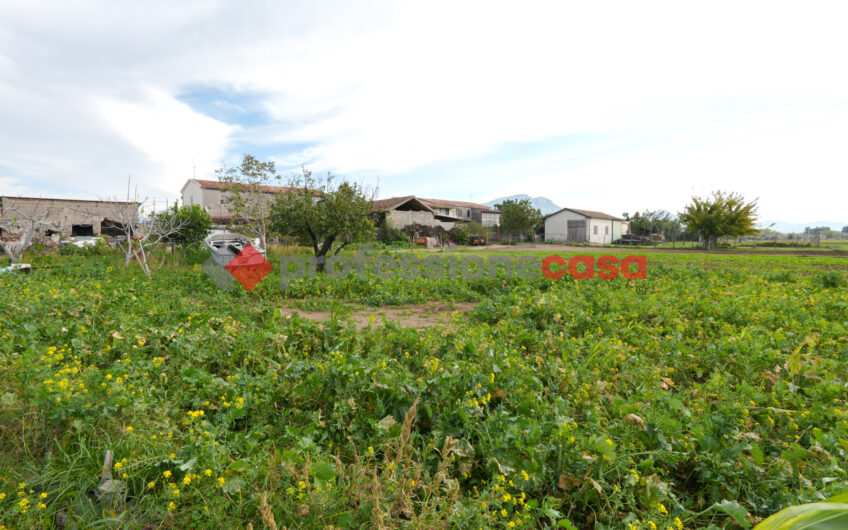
[418,198,500,212]
[189,179,295,194]
[370,196,433,213]
[0,196,135,205]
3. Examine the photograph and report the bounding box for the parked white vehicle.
[204,232,266,266]
[60,236,105,248]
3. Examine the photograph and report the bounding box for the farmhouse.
[370,196,447,230]
[544,207,628,244]
[180,178,295,223]
[418,198,501,227]
[0,196,138,247]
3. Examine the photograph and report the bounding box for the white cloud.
[494,100,848,222]
[96,88,234,192]
[0,0,846,221]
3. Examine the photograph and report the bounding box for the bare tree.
[97,200,190,279]
[89,179,189,279]
[0,198,56,263]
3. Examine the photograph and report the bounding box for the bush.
[450,222,485,245]
[377,219,409,244]
[814,271,845,288]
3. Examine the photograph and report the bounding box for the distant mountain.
[484,194,561,215]
[759,220,848,234]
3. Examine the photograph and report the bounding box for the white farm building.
[544,208,628,245]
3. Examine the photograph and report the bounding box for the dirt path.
[279,301,477,330]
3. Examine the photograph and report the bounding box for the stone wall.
[386,210,443,230]
[0,197,138,244]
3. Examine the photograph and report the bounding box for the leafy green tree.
[217,154,280,250]
[842,226,848,233]
[622,210,681,238]
[449,221,486,245]
[155,203,212,254]
[494,198,541,241]
[269,168,374,272]
[678,191,759,250]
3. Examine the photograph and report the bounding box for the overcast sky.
[1,1,846,224]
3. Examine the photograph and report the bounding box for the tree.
[678,191,759,250]
[622,210,681,238]
[96,182,190,279]
[155,203,212,254]
[449,221,485,245]
[269,168,374,272]
[217,154,280,250]
[842,226,848,234]
[0,198,55,263]
[494,198,541,242]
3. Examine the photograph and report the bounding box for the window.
[593,225,598,235]
[220,195,229,205]
[72,224,94,237]
[466,210,470,217]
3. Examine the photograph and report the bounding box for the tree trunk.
[124,237,135,266]
[313,236,336,273]
[137,243,151,279]
[3,222,36,263]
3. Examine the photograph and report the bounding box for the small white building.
[544,207,627,245]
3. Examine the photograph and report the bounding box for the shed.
[544,207,626,244]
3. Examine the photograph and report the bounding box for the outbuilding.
[544,207,627,245]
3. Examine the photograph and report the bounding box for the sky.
[1,1,846,225]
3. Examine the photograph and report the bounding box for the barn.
[544,207,627,245]
[0,196,138,248]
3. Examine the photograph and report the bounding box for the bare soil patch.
[279,301,477,330]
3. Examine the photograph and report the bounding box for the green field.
[599,240,848,253]
[1,249,847,528]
